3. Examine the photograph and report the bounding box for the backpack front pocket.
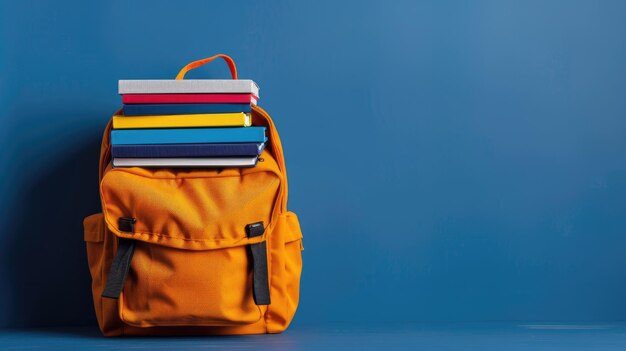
[99,151,282,327]
[120,242,261,327]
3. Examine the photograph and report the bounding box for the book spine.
[111,143,264,158]
[112,113,250,129]
[122,103,252,116]
[122,94,258,105]
[118,80,259,95]
[110,127,266,145]
[113,157,258,168]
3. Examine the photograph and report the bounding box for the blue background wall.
[1,0,625,328]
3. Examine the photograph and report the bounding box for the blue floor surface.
[1,322,626,350]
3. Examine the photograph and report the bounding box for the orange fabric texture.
[84,103,303,335]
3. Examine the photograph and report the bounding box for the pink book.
[122,93,258,105]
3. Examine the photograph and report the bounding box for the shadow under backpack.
[83,55,303,336]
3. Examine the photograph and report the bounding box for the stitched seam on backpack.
[111,229,266,244]
[108,168,279,181]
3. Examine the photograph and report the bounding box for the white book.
[113,156,258,168]
[118,79,260,97]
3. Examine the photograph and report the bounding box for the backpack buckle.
[118,217,136,233]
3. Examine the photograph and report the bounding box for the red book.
[122,93,258,105]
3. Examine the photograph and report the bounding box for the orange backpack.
[83,57,303,336]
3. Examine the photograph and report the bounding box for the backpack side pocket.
[84,213,105,279]
[84,213,106,331]
[266,211,303,333]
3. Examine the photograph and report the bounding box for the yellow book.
[112,113,251,129]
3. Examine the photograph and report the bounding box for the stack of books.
[111,79,265,168]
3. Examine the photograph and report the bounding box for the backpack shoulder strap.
[251,105,289,213]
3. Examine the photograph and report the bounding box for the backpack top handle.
[175,54,238,80]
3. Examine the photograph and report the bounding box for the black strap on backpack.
[102,218,136,299]
[246,222,271,305]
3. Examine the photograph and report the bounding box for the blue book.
[111,127,266,145]
[122,103,252,116]
[111,142,265,158]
